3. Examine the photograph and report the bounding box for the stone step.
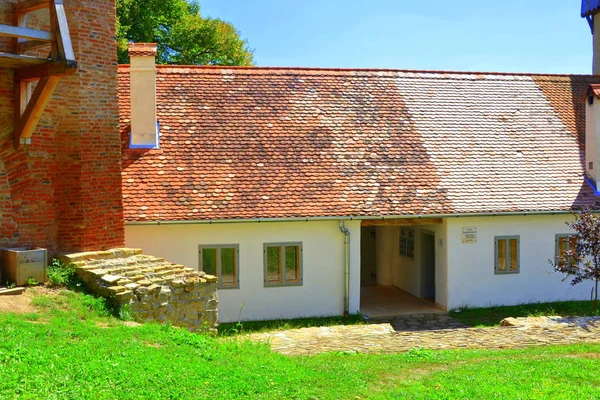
[123,270,144,277]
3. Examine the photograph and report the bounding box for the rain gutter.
[338,220,350,316]
[124,210,572,226]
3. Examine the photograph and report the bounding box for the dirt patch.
[563,353,600,359]
[0,286,62,314]
[122,321,142,327]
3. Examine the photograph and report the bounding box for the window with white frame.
[399,228,415,259]
[555,234,577,267]
[264,243,302,287]
[495,236,519,274]
[199,245,239,289]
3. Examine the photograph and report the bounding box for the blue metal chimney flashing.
[585,175,600,196]
[129,121,160,150]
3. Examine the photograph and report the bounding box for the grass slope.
[1,289,600,399]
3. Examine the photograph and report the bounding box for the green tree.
[551,208,600,312]
[116,0,254,66]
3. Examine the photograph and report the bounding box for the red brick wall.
[0,0,124,254]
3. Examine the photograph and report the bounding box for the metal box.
[1,247,47,286]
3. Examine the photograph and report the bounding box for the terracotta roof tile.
[118,66,600,222]
[585,83,600,103]
[127,43,157,57]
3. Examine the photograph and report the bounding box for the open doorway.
[359,221,443,317]
[360,227,377,287]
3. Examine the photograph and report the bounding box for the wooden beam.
[18,40,50,52]
[12,3,25,55]
[16,75,60,146]
[0,24,54,42]
[51,0,74,61]
[13,81,24,148]
[0,52,50,69]
[14,60,76,81]
[13,0,50,14]
[360,218,443,227]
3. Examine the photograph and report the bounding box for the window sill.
[264,282,303,288]
[494,270,520,275]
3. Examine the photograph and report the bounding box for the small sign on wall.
[462,226,477,244]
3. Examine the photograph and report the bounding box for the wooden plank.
[0,287,26,296]
[0,24,54,41]
[19,40,50,52]
[51,0,74,61]
[14,60,76,81]
[360,218,443,227]
[13,0,50,14]
[0,52,50,69]
[17,75,60,143]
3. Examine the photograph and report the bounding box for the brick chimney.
[128,43,159,149]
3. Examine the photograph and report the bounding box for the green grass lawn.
[1,289,600,399]
[450,300,600,327]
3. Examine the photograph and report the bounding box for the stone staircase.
[60,248,218,332]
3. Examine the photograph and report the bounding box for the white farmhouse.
[118,38,600,322]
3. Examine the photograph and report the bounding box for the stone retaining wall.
[59,248,217,332]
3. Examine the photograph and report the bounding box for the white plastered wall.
[125,220,362,322]
[445,215,593,310]
[369,222,449,309]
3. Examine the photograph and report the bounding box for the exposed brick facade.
[0,0,124,254]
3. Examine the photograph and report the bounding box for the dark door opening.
[421,230,436,302]
[360,227,377,286]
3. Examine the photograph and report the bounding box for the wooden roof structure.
[0,0,77,148]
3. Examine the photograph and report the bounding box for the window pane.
[202,248,217,276]
[497,239,506,271]
[266,246,281,283]
[220,247,236,286]
[558,236,568,257]
[509,238,518,271]
[569,236,577,251]
[407,238,414,259]
[285,246,300,283]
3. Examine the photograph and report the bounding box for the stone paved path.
[248,315,600,356]
[370,313,470,331]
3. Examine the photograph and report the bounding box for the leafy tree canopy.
[551,208,600,312]
[116,0,254,66]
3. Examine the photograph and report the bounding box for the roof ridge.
[117,64,597,79]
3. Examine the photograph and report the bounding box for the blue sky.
[200,0,592,74]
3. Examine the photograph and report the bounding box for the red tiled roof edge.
[116,64,596,78]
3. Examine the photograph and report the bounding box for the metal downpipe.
[339,220,350,316]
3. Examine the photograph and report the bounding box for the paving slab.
[248,315,600,356]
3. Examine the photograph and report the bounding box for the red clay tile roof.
[118,66,600,222]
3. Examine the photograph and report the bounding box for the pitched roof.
[118,66,600,222]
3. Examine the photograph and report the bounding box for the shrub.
[26,277,38,286]
[46,259,78,288]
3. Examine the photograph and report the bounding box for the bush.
[46,259,78,288]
